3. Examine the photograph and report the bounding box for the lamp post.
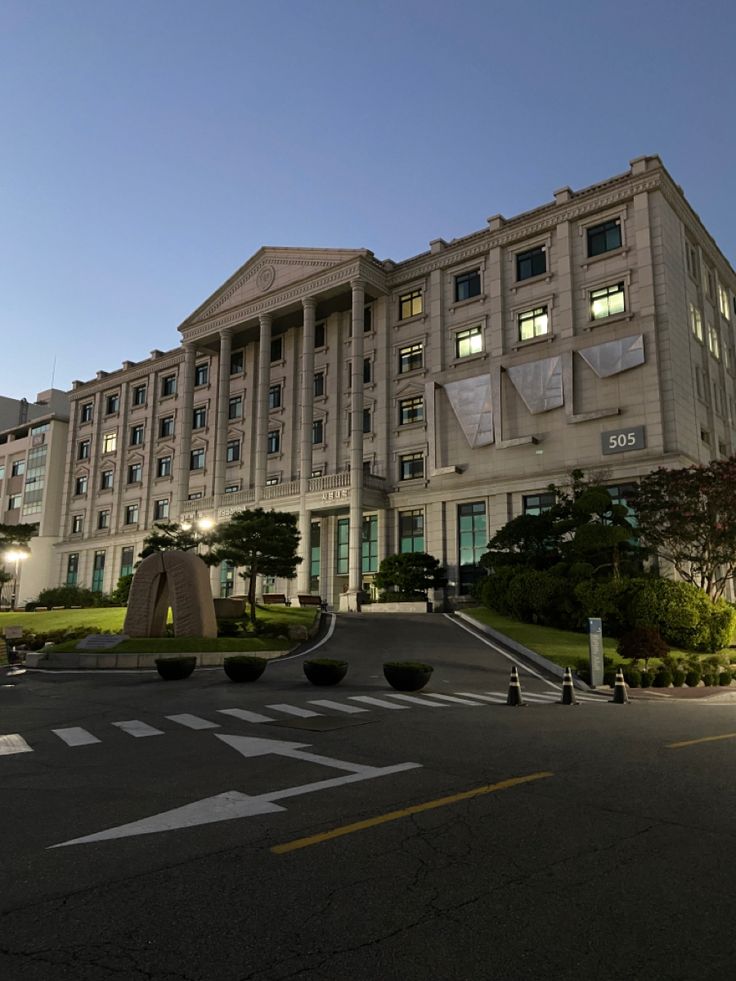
[180,516,215,554]
[3,550,29,611]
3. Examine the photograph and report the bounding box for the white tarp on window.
[443,375,494,447]
[577,335,645,377]
[506,356,564,414]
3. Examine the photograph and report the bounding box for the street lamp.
[180,516,215,553]
[3,550,29,611]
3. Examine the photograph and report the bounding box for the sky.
[1,0,735,402]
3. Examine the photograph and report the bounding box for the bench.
[297,595,326,610]
[262,593,288,605]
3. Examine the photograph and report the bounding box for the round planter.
[383,661,433,692]
[155,656,196,681]
[223,656,267,683]
[303,659,348,686]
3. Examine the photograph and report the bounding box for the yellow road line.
[666,732,736,749]
[271,771,554,855]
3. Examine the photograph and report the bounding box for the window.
[128,463,142,484]
[124,504,139,525]
[120,546,135,577]
[400,452,424,481]
[105,393,120,415]
[230,350,244,374]
[455,325,483,358]
[190,448,205,470]
[310,522,321,586]
[458,501,487,593]
[97,510,110,530]
[157,456,172,477]
[686,241,699,280]
[312,419,324,444]
[226,439,240,463]
[311,468,323,478]
[78,439,90,460]
[72,515,83,534]
[91,550,106,593]
[132,384,146,406]
[314,371,325,397]
[719,284,731,320]
[315,322,326,348]
[268,384,281,409]
[130,424,144,446]
[399,289,423,320]
[270,337,283,362]
[515,306,548,341]
[192,406,206,429]
[399,396,424,426]
[7,494,21,510]
[102,432,117,453]
[66,553,79,586]
[587,219,621,257]
[267,430,280,454]
[228,396,242,420]
[336,518,349,575]
[194,363,209,386]
[399,343,424,374]
[11,460,25,477]
[99,470,113,490]
[708,323,721,360]
[74,475,88,496]
[590,283,625,320]
[399,510,424,553]
[523,492,556,515]
[363,408,372,433]
[220,561,235,598]
[265,475,279,486]
[161,374,177,397]
[362,515,378,573]
[455,269,481,302]
[80,402,93,423]
[364,306,373,332]
[225,484,239,494]
[516,245,546,281]
[159,415,174,438]
[690,303,704,341]
[706,269,715,299]
[363,358,372,384]
[188,492,203,500]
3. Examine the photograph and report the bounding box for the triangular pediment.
[181,247,370,330]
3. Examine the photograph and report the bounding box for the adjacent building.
[53,156,736,608]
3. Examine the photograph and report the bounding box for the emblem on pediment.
[256,265,276,292]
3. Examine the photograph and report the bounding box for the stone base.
[26,650,286,670]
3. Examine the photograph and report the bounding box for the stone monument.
[123,551,218,638]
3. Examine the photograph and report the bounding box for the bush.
[37,586,99,609]
[685,670,701,687]
[617,627,669,666]
[110,574,133,606]
[603,670,616,687]
[217,618,244,638]
[624,668,641,688]
[478,567,518,616]
[653,668,672,688]
[383,661,433,692]
[155,656,196,680]
[627,578,734,652]
[574,579,635,636]
[303,658,348,686]
[718,669,732,686]
[223,655,267,682]
[702,672,716,687]
[672,669,686,687]
[640,670,653,688]
[505,570,578,628]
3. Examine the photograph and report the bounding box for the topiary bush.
[685,669,701,687]
[672,669,686,687]
[155,656,196,680]
[36,586,100,608]
[627,578,734,652]
[653,668,673,688]
[617,627,669,667]
[624,668,642,688]
[383,661,433,692]
[303,658,348,686]
[702,672,716,687]
[718,669,732,686]
[223,655,267,682]
[574,578,636,636]
[640,670,653,688]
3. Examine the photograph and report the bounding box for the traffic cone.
[560,666,579,705]
[506,666,526,706]
[611,667,630,704]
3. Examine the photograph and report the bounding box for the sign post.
[588,618,604,687]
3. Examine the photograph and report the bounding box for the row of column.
[175,280,367,601]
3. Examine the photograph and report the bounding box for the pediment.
[181,247,369,330]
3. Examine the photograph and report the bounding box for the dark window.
[192,406,206,429]
[120,546,135,577]
[458,501,487,593]
[399,510,424,553]
[194,363,209,386]
[312,419,324,444]
[78,440,90,460]
[267,430,280,454]
[226,439,240,463]
[72,515,83,534]
[363,358,372,384]
[362,408,372,433]
[516,246,546,281]
[124,504,139,525]
[587,219,622,257]
[66,553,79,586]
[399,396,424,425]
[100,470,113,490]
[230,351,244,374]
[315,322,326,348]
[130,424,144,446]
[127,463,142,484]
[522,492,556,516]
[400,453,424,481]
[313,371,325,397]
[228,396,242,420]
[399,343,423,374]
[80,402,93,423]
[159,415,174,438]
[105,393,120,414]
[157,456,172,477]
[399,289,423,320]
[364,306,373,332]
[161,374,177,397]
[91,550,106,592]
[97,510,110,530]
[74,475,87,495]
[190,448,205,470]
[11,460,26,477]
[225,484,239,494]
[268,384,281,409]
[132,384,146,406]
[455,269,481,302]
[270,337,283,362]
[336,518,349,575]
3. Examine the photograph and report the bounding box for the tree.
[138,522,209,560]
[207,509,301,624]
[632,458,736,601]
[374,552,448,600]
[0,523,36,608]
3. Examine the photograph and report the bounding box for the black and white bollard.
[560,666,579,705]
[611,667,630,704]
[506,665,526,706]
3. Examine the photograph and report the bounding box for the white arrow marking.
[50,734,421,847]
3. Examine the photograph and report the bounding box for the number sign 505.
[601,425,646,455]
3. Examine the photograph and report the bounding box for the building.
[54,156,736,609]
[0,389,70,607]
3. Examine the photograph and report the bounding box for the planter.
[383,661,433,692]
[155,656,196,680]
[303,659,348,686]
[223,655,267,683]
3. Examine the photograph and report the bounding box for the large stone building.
[53,156,736,608]
[0,389,70,607]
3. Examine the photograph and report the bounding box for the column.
[175,341,196,516]
[346,279,365,608]
[297,297,316,594]
[213,327,233,502]
[254,313,272,501]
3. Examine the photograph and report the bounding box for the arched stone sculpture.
[123,551,218,638]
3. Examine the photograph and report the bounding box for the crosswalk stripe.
[381,693,447,707]
[112,720,164,738]
[349,696,410,710]
[0,733,33,755]
[420,693,485,706]
[307,699,368,714]
[166,714,220,730]
[218,708,275,723]
[53,727,101,746]
[455,691,507,703]
[266,704,322,718]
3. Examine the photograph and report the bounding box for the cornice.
[69,352,185,400]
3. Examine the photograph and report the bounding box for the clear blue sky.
[1,0,734,402]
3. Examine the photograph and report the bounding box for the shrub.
[702,672,716,687]
[217,619,243,638]
[603,670,616,687]
[617,627,669,667]
[627,578,734,652]
[110,574,133,606]
[685,670,701,687]
[506,570,578,628]
[223,655,267,682]
[303,658,348,686]
[574,578,635,636]
[653,668,672,688]
[718,669,732,686]
[574,656,591,685]
[383,661,433,692]
[37,586,99,609]
[155,656,196,680]
[624,668,641,688]
[478,567,519,616]
[672,669,686,687]
[640,670,653,688]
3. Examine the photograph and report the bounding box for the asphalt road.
[2,613,736,980]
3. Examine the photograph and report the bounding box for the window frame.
[194,363,209,387]
[399,509,425,553]
[515,245,547,282]
[132,384,147,406]
[192,405,207,430]
[399,452,424,481]
[398,289,423,321]
[454,324,484,359]
[398,342,424,375]
[228,396,242,420]
[190,448,205,471]
[590,283,625,321]
[586,218,622,258]
[518,305,550,341]
[268,384,282,409]
[129,424,144,446]
[127,462,142,484]
[226,439,240,463]
[124,503,139,525]
[159,415,174,438]
[157,455,172,478]
[399,395,424,426]
[454,268,481,303]
[161,374,177,397]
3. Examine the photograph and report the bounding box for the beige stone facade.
[53,157,736,608]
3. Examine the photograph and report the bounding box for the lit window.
[516,246,546,281]
[132,384,146,406]
[127,463,142,484]
[708,323,721,360]
[157,456,172,477]
[454,269,481,302]
[399,396,424,425]
[228,396,242,420]
[313,371,325,397]
[399,510,424,552]
[399,343,423,374]
[159,416,174,438]
[161,374,177,397]
[270,337,283,362]
[100,470,113,490]
[518,306,549,340]
[72,515,83,534]
[226,439,240,463]
[268,385,281,409]
[590,284,625,320]
[102,432,117,453]
[190,448,205,470]
[129,424,144,446]
[75,475,88,495]
[719,284,731,321]
[399,289,423,320]
[124,504,139,525]
[105,393,120,415]
[154,499,169,520]
[690,303,704,341]
[8,494,21,509]
[194,363,209,387]
[587,219,621,257]
[11,459,25,477]
[267,430,280,454]
[312,419,324,444]
[400,452,424,481]
[265,475,279,486]
[311,468,323,478]
[455,325,483,358]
